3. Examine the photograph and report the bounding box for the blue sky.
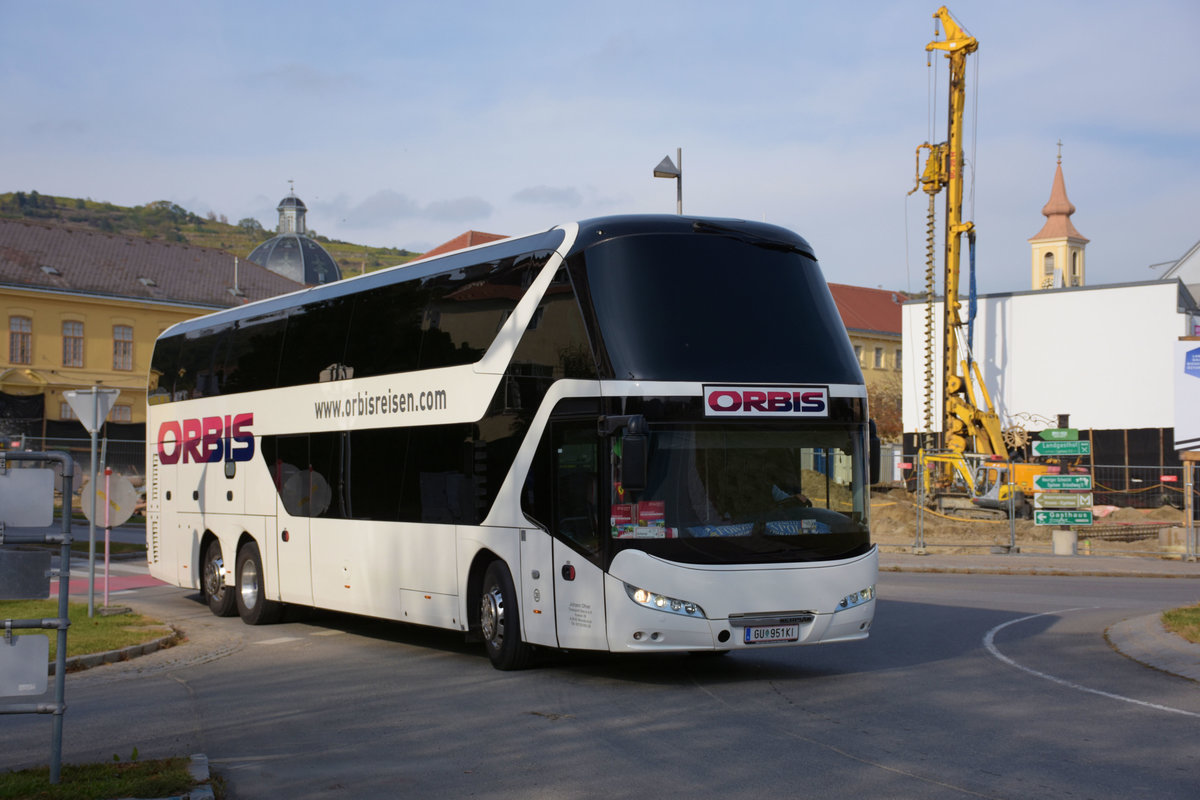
[2,0,1197,293]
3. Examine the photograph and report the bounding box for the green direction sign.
[1033,474,1092,491]
[1034,509,1094,526]
[1032,440,1091,457]
[1033,492,1093,510]
[1040,428,1079,441]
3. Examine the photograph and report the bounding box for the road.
[3,569,1198,799]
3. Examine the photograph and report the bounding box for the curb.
[1106,613,1200,683]
[879,563,1200,579]
[49,627,180,675]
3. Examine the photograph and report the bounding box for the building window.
[894,348,903,370]
[9,316,32,364]
[853,345,863,366]
[113,325,133,371]
[62,321,83,367]
[873,347,884,369]
[111,404,132,423]
[60,401,77,421]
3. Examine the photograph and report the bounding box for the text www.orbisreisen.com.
[314,389,448,420]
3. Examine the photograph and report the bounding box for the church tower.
[1029,144,1088,289]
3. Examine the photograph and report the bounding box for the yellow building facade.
[2,287,207,425]
[0,218,305,436]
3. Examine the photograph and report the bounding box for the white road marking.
[983,608,1200,719]
[255,637,303,646]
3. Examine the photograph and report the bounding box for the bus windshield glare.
[611,424,870,565]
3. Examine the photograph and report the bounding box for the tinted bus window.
[343,280,427,378]
[278,296,355,386]
[223,312,287,395]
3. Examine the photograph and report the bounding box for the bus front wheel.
[203,540,237,617]
[235,541,283,626]
[479,561,532,670]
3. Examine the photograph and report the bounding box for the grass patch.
[0,600,173,660]
[0,756,196,800]
[1162,604,1200,644]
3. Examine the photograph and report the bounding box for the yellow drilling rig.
[910,6,1043,518]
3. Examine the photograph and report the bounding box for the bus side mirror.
[622,433,648,493]
[869,419,881,486]
[600,414,649,493]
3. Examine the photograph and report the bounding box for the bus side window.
[554,424,601,558]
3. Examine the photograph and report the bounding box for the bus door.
[270,435,315,606]
[550,422,609,651]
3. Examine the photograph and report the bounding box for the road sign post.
[1032,439,1091,457]
[80,468,137,609]
[1033,493,1093,509]
[63,387,120,617]
[1034,509,1094,526]
[1031,432,1093,541]
[1033,474,1092,491]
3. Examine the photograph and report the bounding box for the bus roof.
[157,214,816,340]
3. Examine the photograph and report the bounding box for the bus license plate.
[744,625,799,644]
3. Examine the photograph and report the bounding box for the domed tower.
[248,187,342,286]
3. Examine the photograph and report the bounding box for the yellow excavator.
[910,7,1042,518]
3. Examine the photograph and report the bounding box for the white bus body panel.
[604,547,877,652]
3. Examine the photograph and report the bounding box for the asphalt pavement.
[48,547,1200,682]
[11,546,1198,799]
[877,548,1200,681]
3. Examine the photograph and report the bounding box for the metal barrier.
[0,450,74,784]
[878,455,1198,561]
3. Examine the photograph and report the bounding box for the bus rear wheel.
[479,561,532,670]
[203,540,237,617]
[235,541,283,625]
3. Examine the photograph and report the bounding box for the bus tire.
[479,561,532,670]
[203,539,237,617]
[235,541,283,626]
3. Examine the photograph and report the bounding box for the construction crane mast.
[913,6,1004,459]
[911,7,1039,518]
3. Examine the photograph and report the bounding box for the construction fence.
[3,435,146,500]
[875,452,1199,560]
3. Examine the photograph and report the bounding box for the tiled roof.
[0,217,305,308]
[828,283,906,336]
[417,230,508,261]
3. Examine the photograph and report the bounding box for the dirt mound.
[869,486,1186,555]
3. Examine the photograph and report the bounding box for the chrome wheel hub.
[239,558,259,610]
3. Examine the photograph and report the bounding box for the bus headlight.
[624,583,706,618]
[834,585,875,613]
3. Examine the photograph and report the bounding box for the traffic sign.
[63,388,121,434]
[1040,428,1079,441]
[1032,439,1091,457]
[1034,509,1094,526]
[80,471,138,528]
[1032,474,1092,491]
[1033,492,1093,509]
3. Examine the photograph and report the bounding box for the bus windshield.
[610,424,870,565]
[577,230,860,383]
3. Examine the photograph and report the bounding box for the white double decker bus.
[146,215,878,669]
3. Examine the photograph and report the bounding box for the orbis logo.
[157,413,254,465]
[704,385,829,417]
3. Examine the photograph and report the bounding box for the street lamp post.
[653,147,682,214]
